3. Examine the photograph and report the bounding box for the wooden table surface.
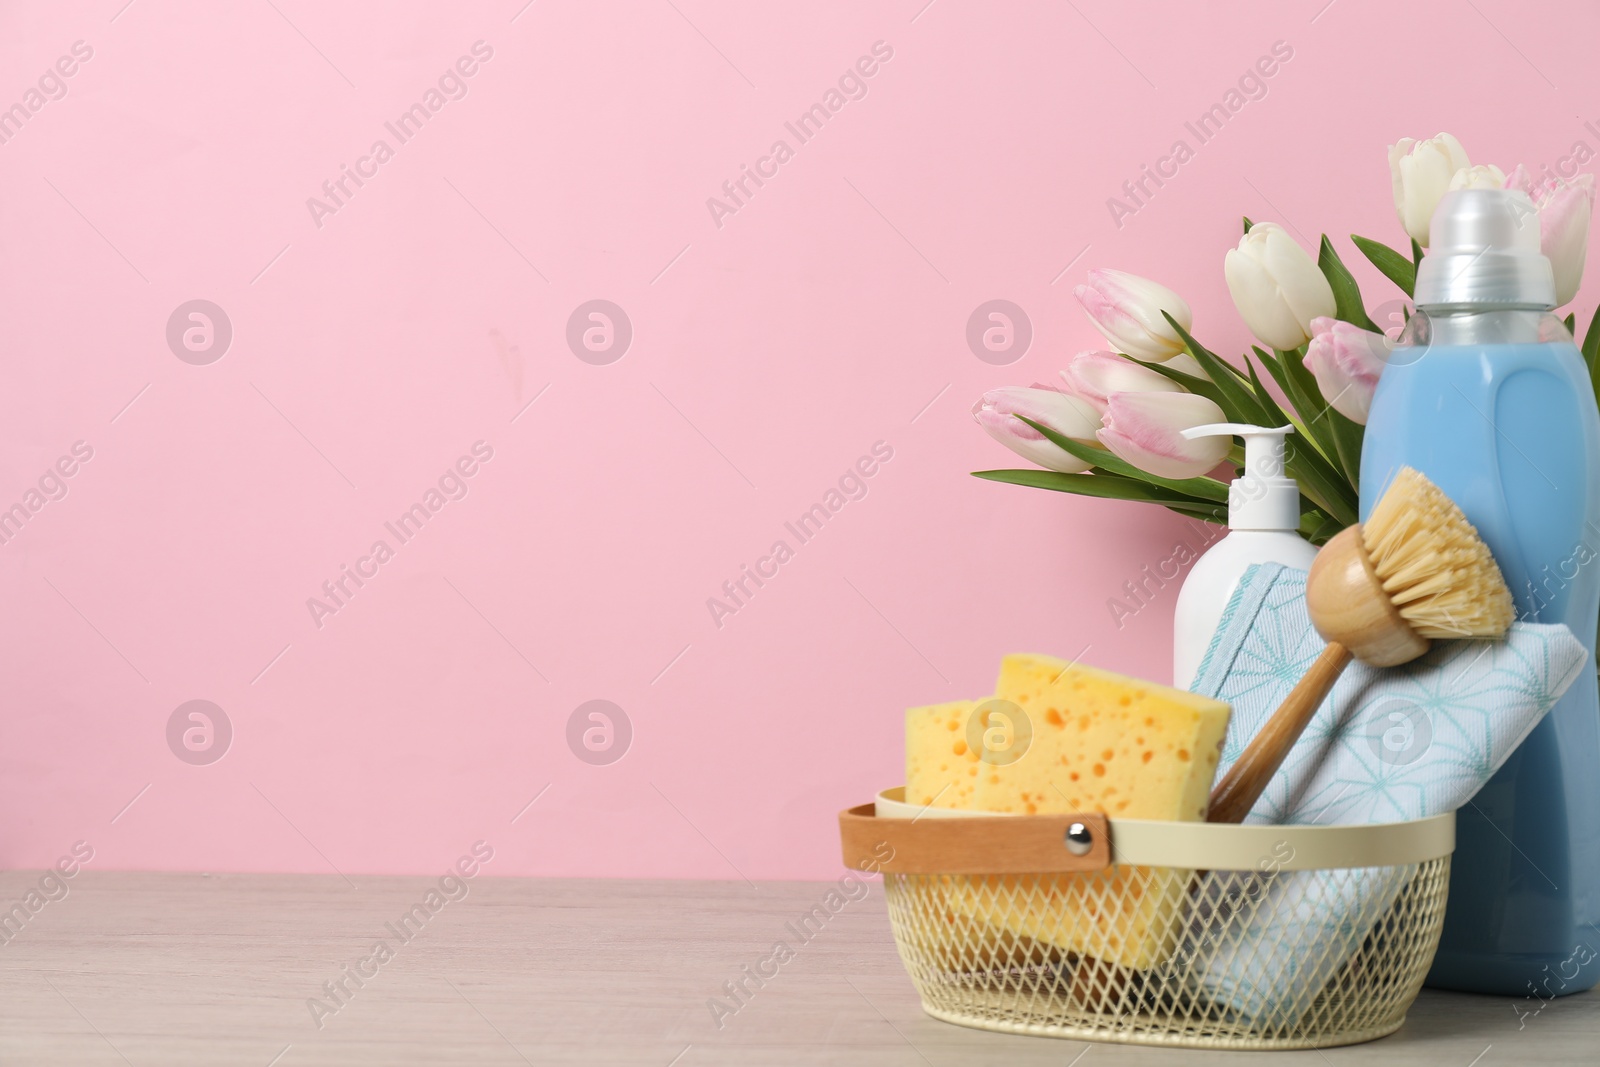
[0,871,1592,1065]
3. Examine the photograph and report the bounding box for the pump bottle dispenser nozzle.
[1170,422,1317,691]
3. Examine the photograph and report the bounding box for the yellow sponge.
[962,654,1231,969]
[905,699,981,810]
[982,653,1228,820]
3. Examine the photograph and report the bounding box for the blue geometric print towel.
[1186,563,1587,1022]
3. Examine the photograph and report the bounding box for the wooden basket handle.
[839,804,1112,874]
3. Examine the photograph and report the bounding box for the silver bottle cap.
[1413,189,1555,310]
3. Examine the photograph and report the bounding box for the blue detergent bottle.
[1361,188,1600,997]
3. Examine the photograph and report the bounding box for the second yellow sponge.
[979,653,1228,819]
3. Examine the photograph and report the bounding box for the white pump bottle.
[1171,423,1318,690]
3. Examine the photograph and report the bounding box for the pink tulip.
[1304,316,1391,424]
[1058,351,1187,414]
[973,386,1102,474]
[1098,392,1230,480]
[1073,269,1193,361]
[1505,165,1595,307]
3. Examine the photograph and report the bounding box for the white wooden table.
[0,871,1591,1064]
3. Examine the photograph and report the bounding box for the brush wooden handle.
[1307,526,1430,667]
[1207,642,1354,824]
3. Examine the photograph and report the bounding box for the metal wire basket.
[840,788,1454,1051]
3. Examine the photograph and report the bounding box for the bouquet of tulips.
[974,132,1599,544]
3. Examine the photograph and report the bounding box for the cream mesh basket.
[841,788,1454,1051]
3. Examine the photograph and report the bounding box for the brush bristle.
[1360,468,1515,639]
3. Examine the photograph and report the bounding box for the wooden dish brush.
[1207,466,1516,824]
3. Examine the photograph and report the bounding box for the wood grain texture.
[1306,525,1431,667]
[0,871,1592,1065]
[839,805,1111,874]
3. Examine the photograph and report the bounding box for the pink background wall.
[3,0,1597,880]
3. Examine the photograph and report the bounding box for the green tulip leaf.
[1013,415,1231,502]
[1304,510,1346,545]
[1161,501,1231,524]
[971,469,1230,527]
[1327,408,1365,488]
[1351,234,1416,298]
[1254,346,1334,453]
[1318,236,1380,332]
[1241,348,1359,522]
[1277,346,1363,495]
[1241,354,1291,427]
[1248,348,1319,448]
[1124,355,1230,410]
[1240,353,1359,522]
[971,469,1222,513]
[1285,440,1358,526]
[1160,312,1273,425]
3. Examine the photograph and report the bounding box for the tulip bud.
[1505,164,1595,307]
[1389,133,1471,246]
[1223,222,1337,351]
[1448,164,1506,191]
[1304,316,1391,425]
[973,386,1102,473]
[1058,351,1186,414]
[1097,392,1231,480]
[1073,269,1193,361]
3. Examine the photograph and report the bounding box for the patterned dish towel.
[1187,563,1587,1023]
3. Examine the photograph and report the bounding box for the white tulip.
[1073,269,1193,361]
[1224,222,1337,351]
[1448,164,1506,191]
[1389,133,1471,246]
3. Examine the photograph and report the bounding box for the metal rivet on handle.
[1064,822,1093,856]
